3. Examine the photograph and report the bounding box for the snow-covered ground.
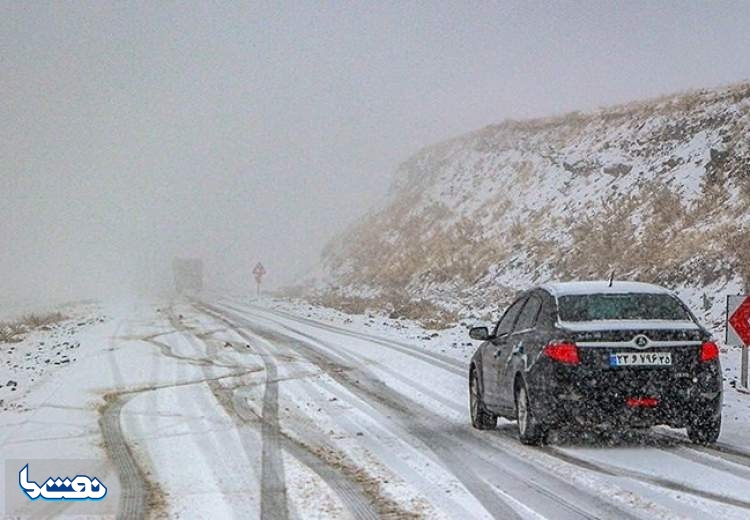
[2,297,750,519]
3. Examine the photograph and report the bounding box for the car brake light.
[544,342,580,365]
[626,397,658,408]
[700,341,719,362]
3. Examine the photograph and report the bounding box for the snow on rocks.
[0,306,106,412]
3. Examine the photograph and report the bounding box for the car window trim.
[512,294,542,334]
[494,295,528,338]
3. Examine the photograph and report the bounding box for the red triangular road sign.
[729,297,750,345]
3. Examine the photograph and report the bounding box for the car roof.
[539,281,672,298]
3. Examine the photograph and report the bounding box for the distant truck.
[173,258,203,294]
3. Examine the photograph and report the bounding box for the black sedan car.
[468,281,722,445]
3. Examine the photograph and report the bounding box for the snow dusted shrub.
[7,321,27,336]
[0,323,23,343]
[561,193,640,278]
[724,228,750,291]
[21,312,65,329]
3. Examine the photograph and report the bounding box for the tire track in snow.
[663,446,750,482]
[205,374,384,520]
[102,319,151,520]
[176,305,379,518]
[197,304,388,520]
[100,369,260,519]
[653,430,750,470]
[194,307,289,520]
[232,304,467,416]
[224,301,466,376]
[223,304,664,518]
[164,306,263,516]
[543,446,750,511]
[251,337,289,520]
[275,327,620,520]
[306,376,481,520]
[289,374,456,519]
[227,382,386,520]
[101,310,259,519]
[236,301,750,515]
[209,302,643,520]
[99,392,151,520]
[484,418,750,513]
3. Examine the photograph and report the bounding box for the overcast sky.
[2,1,750,308]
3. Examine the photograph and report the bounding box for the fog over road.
[4,4,750,518]
[3,299,750,519]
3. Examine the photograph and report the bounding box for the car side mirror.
[469,326,493,341]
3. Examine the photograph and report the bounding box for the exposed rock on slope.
[314,83,750,326]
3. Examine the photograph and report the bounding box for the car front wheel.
[470,369,497,430]
[515,381,545,445]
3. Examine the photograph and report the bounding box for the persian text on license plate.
[610,352,672,367]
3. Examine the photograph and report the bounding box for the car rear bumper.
[528,372,722,428]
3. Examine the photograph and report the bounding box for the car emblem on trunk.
[633,334,650,349]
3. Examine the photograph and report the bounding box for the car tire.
[686,412,721,445]
[470,369,497,430]
[515,381,545,445]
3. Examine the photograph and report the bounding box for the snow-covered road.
[2,299,750,519]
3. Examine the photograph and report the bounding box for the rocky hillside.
[310,82,750,328]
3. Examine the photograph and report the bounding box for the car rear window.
[558,293,692,321]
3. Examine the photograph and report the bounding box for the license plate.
[609,352,672,367]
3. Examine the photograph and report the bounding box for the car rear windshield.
[558,293,692,321]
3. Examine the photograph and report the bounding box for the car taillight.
[700,341,719,362]
[544,342,580,365]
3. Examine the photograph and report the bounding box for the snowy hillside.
[311,82,750,329]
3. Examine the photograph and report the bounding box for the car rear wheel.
[686,412,721,445]
[470,369,497,430]
[515,381,545,445]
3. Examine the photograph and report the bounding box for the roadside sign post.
[726,295,750,390]
[252,262,266,298]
